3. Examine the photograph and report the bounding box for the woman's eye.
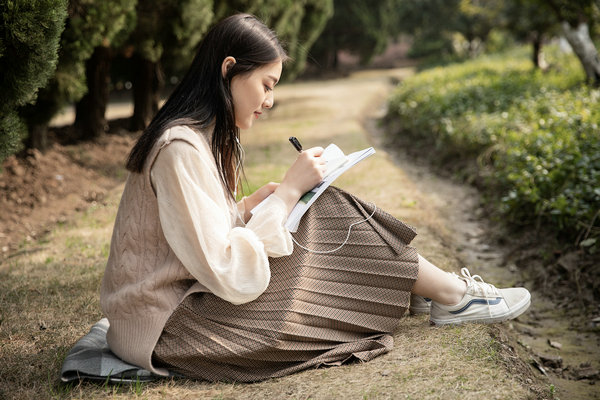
[264,85,273,92]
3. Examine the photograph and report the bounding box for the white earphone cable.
[291,203,377,254]
[233,137,244,198]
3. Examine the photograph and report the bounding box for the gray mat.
[60,318,163,383]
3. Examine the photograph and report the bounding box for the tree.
[309,0,397,70]
[394,0,510,60]
[455,0,505,56]
[73,2,137,140]
[544,0,600,85]
[128,0,332,131]
[20,0,137,151]
[128,0,213,131]
[0,0,67,162]
[504,0,559,68]
[264,0,334,79]
[394,0,462,59]
[215,0,333,78]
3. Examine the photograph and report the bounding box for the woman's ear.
[221,56,236,78]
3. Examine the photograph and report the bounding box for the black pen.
[289,137,302,152]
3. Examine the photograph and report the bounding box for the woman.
[100,13,531,382]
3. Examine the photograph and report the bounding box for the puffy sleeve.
[150,140,293,305]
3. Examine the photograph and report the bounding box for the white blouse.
[150,135,293,305]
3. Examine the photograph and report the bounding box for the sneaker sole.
[430,292,531,326]
[409,305,431,315]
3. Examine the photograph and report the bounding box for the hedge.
[386,46,600,247]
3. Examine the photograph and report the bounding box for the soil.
[0,127,137,258]
[1,67,599,399]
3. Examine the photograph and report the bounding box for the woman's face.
[230,61,282,130]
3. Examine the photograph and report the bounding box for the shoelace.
[459,267,499,296]
[459,267,501,319]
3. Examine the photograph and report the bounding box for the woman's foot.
[429,268,531,326]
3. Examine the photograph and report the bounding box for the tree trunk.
[26,122,48,151]
[532,33,542,68]
[74,46,113,140]
[561,21,600,85]
[331,49,339,70]
[131,54,163,131]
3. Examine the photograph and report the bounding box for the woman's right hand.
[274,147,326,214]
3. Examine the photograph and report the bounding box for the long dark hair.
[126,14,288,198]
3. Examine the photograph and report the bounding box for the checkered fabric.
[61,318,159,383]
[152,187,419,382]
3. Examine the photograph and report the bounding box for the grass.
[0,69,544,399]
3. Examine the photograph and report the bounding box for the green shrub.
[386,46,600,243]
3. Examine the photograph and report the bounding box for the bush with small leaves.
[386,46,599,243]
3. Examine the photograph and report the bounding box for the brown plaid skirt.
[152,187,419,382]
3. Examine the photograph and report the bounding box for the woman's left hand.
[241,182,280,222]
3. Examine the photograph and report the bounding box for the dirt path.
[2,68,597,399]
[360,70,600,400]
[360,72,600,400]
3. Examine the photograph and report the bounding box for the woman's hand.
[242,182,279,222]
[274,147,326,214]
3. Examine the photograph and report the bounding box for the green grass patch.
[386,46,600,245]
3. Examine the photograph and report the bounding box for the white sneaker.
[409,294,432,315]
[410,271,459,315]
[430,268,531,326]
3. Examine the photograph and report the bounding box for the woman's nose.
[263,92,274,109]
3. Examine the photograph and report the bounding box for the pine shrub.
[0,0,67,161]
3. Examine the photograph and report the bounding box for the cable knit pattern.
[100,126,292,375]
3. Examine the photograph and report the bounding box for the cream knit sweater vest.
[100,127,217,376]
